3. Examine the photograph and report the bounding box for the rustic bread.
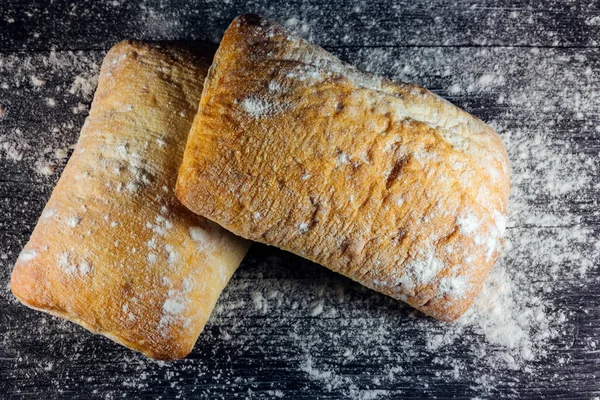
[176,15,510,321]
[10,40,250,359]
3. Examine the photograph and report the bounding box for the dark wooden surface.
[1,1,600,399]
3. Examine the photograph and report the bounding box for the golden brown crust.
[10,40,250,360]
[177,15,510,322]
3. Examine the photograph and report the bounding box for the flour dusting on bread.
[10,40,250,360]
[176,14,510,322]
[241,96,280,118]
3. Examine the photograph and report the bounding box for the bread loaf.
[11,40,250,359]
[176,15,510,321]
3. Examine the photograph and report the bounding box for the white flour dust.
[208,43,600,396]
[0,49,99,177]
[1,9,599,399]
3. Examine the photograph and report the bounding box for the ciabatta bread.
[176,15,510,322]
[11,40,250,359]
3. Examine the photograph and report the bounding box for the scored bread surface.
[177,15,510,322]
[10,40,250,360]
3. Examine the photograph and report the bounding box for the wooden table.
[1,1,599,398]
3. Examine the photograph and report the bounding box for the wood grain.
[1,2,599,399]
[1,0,600,51]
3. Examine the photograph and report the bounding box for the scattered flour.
[1,8,599,400]
[309,300,324,316]
[18,249,38,262]
[438,276,469,298]
[207,38,600,398]
[241,96,284,118]
[69,73,99,100]
[189,226,209,243]
[158,278,194,334]
[29,75,46,87]
[298,222,309,233]
[0,49,100,177]
[457,213,480,234]
[35,160,55,176]
[1,139,26,161]
[57,252,92,277]
[66,216,81,228]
